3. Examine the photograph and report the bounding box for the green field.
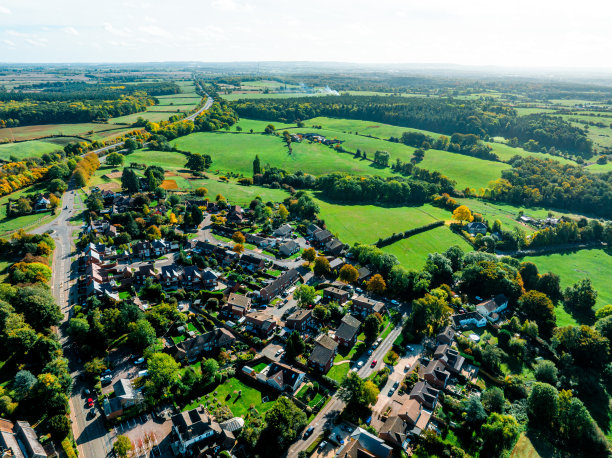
[234,118,296,133]
[124,150,190,169]
[0,182,56,235]
[109,111,181,124]
[585,161,612,173]
[327,362,350,383]
[173,132,394,178]
[523,249,612,326]
[316,199,451,245]
[486,141,577,164]
[381,225,472,269]
[419,149,510,190]
[0,123,125,142]
[0,140,67,160]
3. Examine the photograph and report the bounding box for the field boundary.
[375,220,445,247]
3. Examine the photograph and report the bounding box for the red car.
[87,398,94,408]
[370,360,377,368]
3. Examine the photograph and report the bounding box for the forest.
[231,95,593,157]
[489,156,612,219]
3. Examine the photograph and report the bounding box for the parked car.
[406,345,414,352]
[367,349,373,355]
[357,361,364,368]
[102,369,111,376]
[404,364,411,372]
[82,388,90,396]
[87,398,94,408]
[393,381,400,389]
[319,441,328,451]
[304,426,314,438]
[134,357,145,365]
[388,388,395,396]
[370,360,377,368]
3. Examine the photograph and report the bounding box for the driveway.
[111,413,174,457]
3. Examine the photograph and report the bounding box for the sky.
[1,0,612,68]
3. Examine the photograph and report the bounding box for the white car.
[357,361,364,368]
[134,357,145,365]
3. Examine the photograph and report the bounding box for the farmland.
[173,132,395,178]
[380,225,472,269]
[315,198,451,245]
[522,249,612,325]
[0,139,74,161]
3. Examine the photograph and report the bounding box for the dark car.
[303,426,314,438]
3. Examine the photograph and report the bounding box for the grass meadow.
[0,139,70,161]
[522,248,612,326]
[380,225,472,269]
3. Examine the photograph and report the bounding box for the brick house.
[334,314,361,347]
[259,268,300,302]
[285,309,313,331]
[225,293,252,319]
[308,334,338,373]
[323,287,350,304]
[352,295,385,317]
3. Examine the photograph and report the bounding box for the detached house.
[313,229,333,245]
[285,309,313,331]
[352,295,385,317]
[335,314,361,347]
[239,254,265,272]
[476,294,508,322]
[244,311,279,337]
[308,334,338,373]
[260,362,305,393]
[466,222,487,235]
[423,360,450,389]
[279,240,300,257]
[437,325,455,345]
[167,328,236,362]
[273,224,293,238]
[0,418,46,458]
[103,379,143,420]
[337,428,393,458]
[171,406,235,456]
[225,293,251,319]
[433,344,465,375]
[409,381,440,410]
[452,311,487,329]
[325,238,344,256]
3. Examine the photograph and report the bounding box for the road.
[34,189,113,458]
[287,311,406,456]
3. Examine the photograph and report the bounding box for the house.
[357,266,372,282]
[423,360,450,389]
[86,280,119,301]
[260,362,305,393]
[244,233,273,247]
[171,406,235,455]
[313,229,333,245]
[285,309,313,331]
[103,379,143,420]
[437,325,455,345]
[352,295,385,317]
[378,416,411,450]
[132,241,152,259]
[134,264,157,284]
[329,257,345,272]
[451,311,487,329]
[273,224,293,238]
[194,240,217,255]
[151,240,169,256]
[239,254,265,272]
[325,238,344,256]
[0,418,46,458]
[259,268,300,302]
[306,223,321,236]
[244,311,279,337]
[227,205,244,223]
[466,222,487,235]
[476,294,508,322]
[160,264,181,288]
[181,265,202,289]
[335,314,361,347]
[308,334,338,373]
[433,344,465,374]
[323,287,350,304]
[167,328,236,362]
[279,240,300,257]
[33,196,50,213]
[225,293,251,318]
[379,397,431,446]
[337,427,393,458]
[201,269,219,290]
[409,381,440,409]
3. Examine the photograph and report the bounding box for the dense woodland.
[231,95,593,157]
[490,157,612,219]
[0,81,181,127]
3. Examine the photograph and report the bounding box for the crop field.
[315,198,451,245]
[0,139,73,160]
[522,249,612,325]
[381,225,472,269]
[221,92,329,101]
[0,123,121,141]
[173,132,394,177]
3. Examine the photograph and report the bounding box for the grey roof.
[335,315,361,342]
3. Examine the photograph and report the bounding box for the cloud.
[103,22,131,37]
[63,27,79,36]
[0,6,11,15]
[139,25,172,38]
[3,39,15,46]
[212,0,252,11]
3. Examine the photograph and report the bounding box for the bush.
[61,438,77,458]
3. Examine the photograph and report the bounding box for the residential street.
[286,308,407,457]
[34,189,113,458]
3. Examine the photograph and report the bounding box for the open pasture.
[380,225,472,269]
[0,138,76,161]
[315,198,451,245]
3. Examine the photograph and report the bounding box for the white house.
[475,294,508,322]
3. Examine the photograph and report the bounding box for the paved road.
[286,311,406,456]
[34,189,113,458]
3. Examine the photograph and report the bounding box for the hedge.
[375,220,445,248]
[61,437,77,458]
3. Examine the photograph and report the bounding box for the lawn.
[233,118,296,133]
[192,377,275,418]
[0,182,57,235]
[381,225,473,269]
[123,150,189,169]
[251,362,268,373]
[327,362,350,383]
[522,249,612,325]
[109,111,179,124]
[510,432,556,458]
[173,131,394,178]
[585,160,612,174]
[315,198,451,246]
[0,139,67,161]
